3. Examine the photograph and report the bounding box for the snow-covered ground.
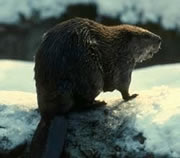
[131,64,180,91]
[0,60,180,157]
[0,0,180,29]
[0,60,179,93]
[0,60,35,92]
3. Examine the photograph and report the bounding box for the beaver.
[31,17,161,157]
[34,17,161,118]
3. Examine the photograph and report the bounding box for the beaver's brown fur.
[34,17,161,119]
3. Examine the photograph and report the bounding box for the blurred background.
[0,0,180,68]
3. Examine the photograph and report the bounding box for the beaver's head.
[116,25,161,63]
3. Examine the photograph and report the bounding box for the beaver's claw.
[124,93,138,101]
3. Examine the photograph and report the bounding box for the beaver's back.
[34,18,105,115]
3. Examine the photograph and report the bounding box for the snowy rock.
[0,91,40,157]
[0,61,180,158]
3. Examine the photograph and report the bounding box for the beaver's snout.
[156,35,161,44]
[152,34,161,46]
[150,34,161,52]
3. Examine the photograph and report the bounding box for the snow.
[1,59,179,93]
[97,86,180,157]
[0,91,39,150]
[97,0,180,29]
[131,64,180,91]
[135,87,180,157]
[0,0,180,29]
[0,60,35,92]
[0,59,180,157]
[0,0,92,24]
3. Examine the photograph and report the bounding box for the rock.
[1,87,180,158]
[63,92,145,158]
[0,90,142,158]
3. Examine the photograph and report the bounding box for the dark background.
[0,3,179,68]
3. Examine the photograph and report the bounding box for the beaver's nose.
[157,36,161,43]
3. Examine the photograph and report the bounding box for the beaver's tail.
[30,116,67,158]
